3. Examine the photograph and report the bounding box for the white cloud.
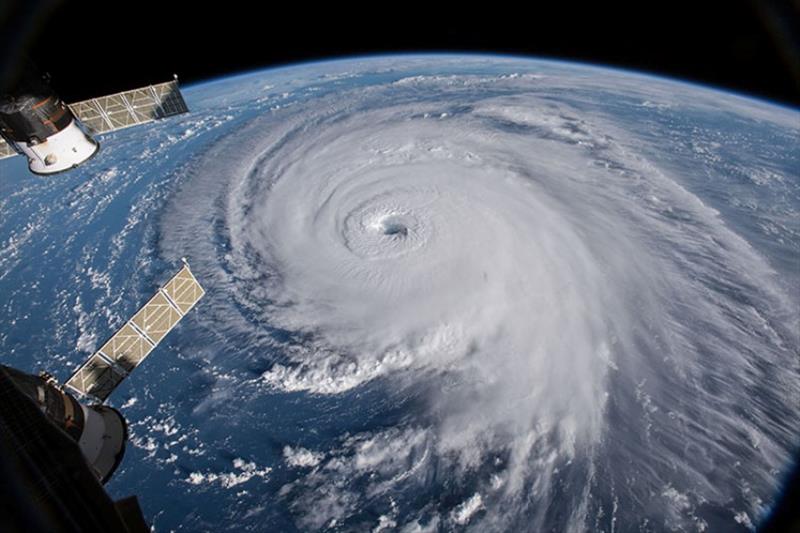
[283,446,323,468]
[185,458,270,489]
[373,515,397,532]
[733,511,753,530]
[158,58,800,531]
[450,493,484,526]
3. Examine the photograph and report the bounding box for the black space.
[1,1,799,106]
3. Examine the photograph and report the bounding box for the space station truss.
[65,263,204,402]
[0,78,189,160]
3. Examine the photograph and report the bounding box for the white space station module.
[3,262,204,484]
[0,67,188,174]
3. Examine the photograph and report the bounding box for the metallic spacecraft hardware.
[0,69,189,174]
[2,366,127,484]
[1,365,150,532]
[66,262,205,403]
[1,262,203,532]
[0,69,98,174]
[67,78,189,135]
[5,262,203,485]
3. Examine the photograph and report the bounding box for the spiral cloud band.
[157,59,799,531]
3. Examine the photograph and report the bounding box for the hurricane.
[2,55,798,531]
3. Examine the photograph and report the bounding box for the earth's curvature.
[1,55,798,532]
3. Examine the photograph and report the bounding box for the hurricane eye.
[381,219,408,237]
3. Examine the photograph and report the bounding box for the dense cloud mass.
[157,59,799,531]
[2,56,798,531]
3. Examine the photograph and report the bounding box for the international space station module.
[0,63,188,174]
[3,262,204,484]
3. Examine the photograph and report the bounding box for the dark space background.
[0,0,798,107]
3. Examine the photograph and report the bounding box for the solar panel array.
[0,79,189,160]
[69,79,189,134]
[0,140,15,158]
[65,264,204,402]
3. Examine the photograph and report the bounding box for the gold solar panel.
[65,353,126,401]
[97,323,154,372]
[131,292,183,344]
[65,262,204,402]
[162,265,205,314]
